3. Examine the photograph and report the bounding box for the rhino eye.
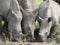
[48,17,52,23]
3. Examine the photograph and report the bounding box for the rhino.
[17,0,38,42]
[35,0,60,42]
[0,0,23,41]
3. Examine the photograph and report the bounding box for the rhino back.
[49,1,60,25]
[0,0,11,16]
[17,0,37,12]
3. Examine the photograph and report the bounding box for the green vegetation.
[35,0,43,6]
[1,20,5,26]
[35,0,43,29]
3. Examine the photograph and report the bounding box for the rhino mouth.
[35,32,47,42]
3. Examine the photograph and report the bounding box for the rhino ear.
[48,17,52,23]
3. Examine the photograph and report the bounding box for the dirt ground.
[0,32,60,45]
[0,40,60,45]
[0,42,53,45]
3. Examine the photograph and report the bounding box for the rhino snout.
[38,33,47,42]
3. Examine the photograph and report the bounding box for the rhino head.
[37,17,52,42]
[20,6,38,41]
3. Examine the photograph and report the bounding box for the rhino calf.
[35,0,60,42]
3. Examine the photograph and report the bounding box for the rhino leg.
[3,20,11,40]
[34,28,41,42]
[48,25,58,38]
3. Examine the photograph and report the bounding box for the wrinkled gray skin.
[43,0,60,5]
[36,0,60,42]
[17,0,37,42]
[17,0,36,11]
[0,0,23,41]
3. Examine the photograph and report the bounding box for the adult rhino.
[0,0,23,41]
[35,0,60,42]
[17,0,38,42]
